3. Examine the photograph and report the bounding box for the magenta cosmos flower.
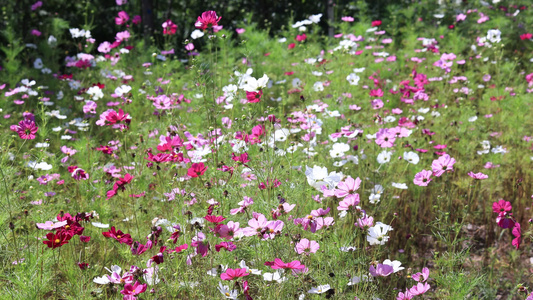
[120,281,147,300]
[413,170,432,186]
[431,154,456,177]
[14,119,38,140]
[187,162,207,177]
[492,199,512,215]
[295,238,319,255]
[162,20,177,35]
[269,258,305,270]
[195,11,221,31]
[220,268,249,280]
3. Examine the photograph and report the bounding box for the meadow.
[1,0,533,299]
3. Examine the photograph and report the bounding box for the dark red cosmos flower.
[371,20,382,27]
[195,11,221,31]
[131,240,153,255]
[80,236,91,242]
[288,43,296,49]
[246,90,263,103]
[187,162,207,177]
[102,226,133,245]
[43,232,72,249]
[77,262,90,270]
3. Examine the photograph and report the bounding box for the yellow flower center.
[54,239,60,243]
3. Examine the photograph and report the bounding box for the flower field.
[1,0,533,299]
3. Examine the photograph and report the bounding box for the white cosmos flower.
[346,73,360,85]
[309,13,322,23]
[367,222,393,245]
[34,58,44,69]
[273,128,290,142]
[377,150,392,164]
[191,29,204,39]
[347,274,372,285]
[27,161,53,170]
[487,29,501,43]
[313,81,324,92]
[92,222,109,228]
[392,182,408,189]
[217,282,238,299]
[263,271,287,283]
[241,74,269,92]
[114,85,131,97]
[403,151,420,165]
[308,284,331,294]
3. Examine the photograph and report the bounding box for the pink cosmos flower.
[337,195,360,211]
[115,11,129,25]
[295,238,319,255]
[83,100,97,114]
[220,268,249,280]
[342,16,354,22]
[369,263,394,277]
[120,281,147,299]
[356,214,374,230]
[36,220,67,230]
[375,128,396,148]
[431,154,456,177]
[408,282,431,295]
[468,171,488,180]
[335,176,361,198]
[195,11,221,31]
[397,291,414,300]
[411,267,429,282]
[115,30,130,42]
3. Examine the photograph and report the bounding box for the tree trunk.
[141,0,154,45]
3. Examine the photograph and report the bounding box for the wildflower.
[162,20,177,35]
[409,282,431,295]
[102,226,133,245]
[195,11,221,31]
[269,258,305,270]
[187,162,207,177]
[431,154,456,177]
[220,268,249,280]
[295,239,319,255]
[43,232,71,249]
[468,171,488,179]
[120,281,147,300]
[369,263,394,277]
[412,267,430,282]
[36,220,67,230]
[13,119,38,140]
[308,284,331,294]
[382,259,404,273]
[218,282,238,299]
[367,222,393,245]
[413,170,432,186]
[115,11,129,25]
[512,223,521,249]
[403,151,420,164]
